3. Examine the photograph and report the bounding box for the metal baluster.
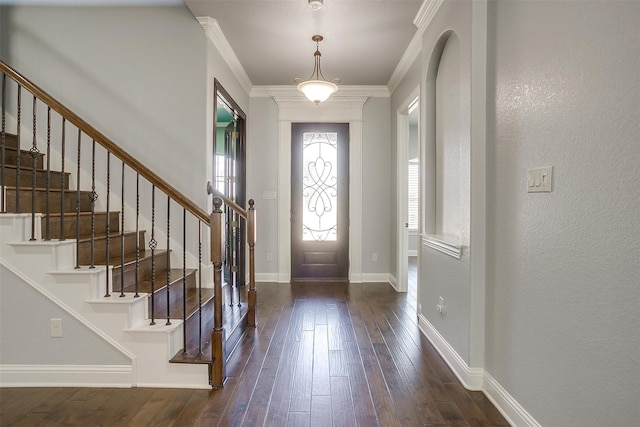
[149,185,157,325]
[197,221,203,356]
[182,208,187,354]
[89,139,97,269]
[104,152,111,297]
[237,211,241,308]
[45,107,51,240]
[134,173,140,298]
[1,73,6,213]
[165,197,171,326]
[59,120,66,242]
[74,128,80,268]
[120,162,125,297]
[29,96,38,241]
[15,85,21,212]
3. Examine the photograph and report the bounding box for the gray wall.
[361,97,391,275]
[391,1,639,425]
[485,1,640,425]
[0,5,208,205]
[0,265,131,365]
[246,96,392,279]
[247,97,280,277]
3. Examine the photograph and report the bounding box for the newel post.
[247,199,257,327]
[210,197,226,387]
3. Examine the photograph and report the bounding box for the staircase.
[0,61,256,388]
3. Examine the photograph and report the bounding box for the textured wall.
[419,0,472,363]
[486,1,640,425]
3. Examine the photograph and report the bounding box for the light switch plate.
[527,166,553,193]
[262,191,277,200]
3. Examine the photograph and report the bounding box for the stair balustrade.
[0,60,255,387]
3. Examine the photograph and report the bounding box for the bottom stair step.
[170,285,249,365]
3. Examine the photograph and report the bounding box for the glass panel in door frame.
[213,79,246,301]
[291,123,349,281]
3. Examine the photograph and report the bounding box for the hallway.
[0,281,508,426]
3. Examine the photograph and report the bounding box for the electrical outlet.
[372,253,378,262]
[50,318,63,338]
[266,252,273,262]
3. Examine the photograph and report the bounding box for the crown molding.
[251,85,389,99]
[414,0,444,33]
[387,0,443,93]
[196,16,253,95]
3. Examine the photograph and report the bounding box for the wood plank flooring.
[0,280,509,426]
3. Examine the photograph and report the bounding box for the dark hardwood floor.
[0,280,509,426]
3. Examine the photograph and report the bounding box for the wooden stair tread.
[76,230,139,243]
[154,287,214,321]
[122,268,197,294]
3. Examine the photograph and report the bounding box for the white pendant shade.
[297,80,338,105]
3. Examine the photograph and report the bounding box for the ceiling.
[184,0,424,87]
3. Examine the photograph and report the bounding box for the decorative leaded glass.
[302,132,338,241]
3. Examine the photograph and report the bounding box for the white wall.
[485,1,640,425]
[0,265,131,366]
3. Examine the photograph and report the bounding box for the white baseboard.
[389,274,399,291]
[418,314,483,390]
[255,273,279,283]
[360,273,392,283]
[417,314,540,427]
[483,371,541,427]
[0,364,133,388]
[407,249,418,257]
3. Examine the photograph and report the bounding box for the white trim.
[360,273,392,283]
[418,314,541,427]
[387,33,422,94]
[388,274,399,291]
[396,86,420,294]
[414,0,445,33]
[0,364,133,388]
[484,372,542,427]
[387,0,444,93]
[422,234,462,259]
[197,16,253,95]
[407,250,418,257]
[251,85,389,99]
[255,273,279,283]
[273,96,367,284]
[417,314,483,390]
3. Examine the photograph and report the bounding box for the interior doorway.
[213,79,246,301]
[396,88,420,302]
[291,123,350,282]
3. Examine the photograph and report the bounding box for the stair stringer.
[0,214,210,389]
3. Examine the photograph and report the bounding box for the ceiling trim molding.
[414,0,444,33]
[386,0,444,94]
[196,16,253,95]
[251,85,389,99]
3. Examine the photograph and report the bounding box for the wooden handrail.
[207,183,247,219]
[0,60,209,225]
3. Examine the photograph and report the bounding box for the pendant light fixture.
[308,0,323,10]
[295,35,340,105]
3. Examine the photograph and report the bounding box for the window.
[408,157,419,230]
